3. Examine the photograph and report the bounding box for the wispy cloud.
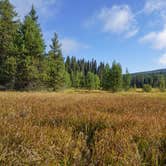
[140,25,166,50]
[61,38,89,55]
[10,0,60,19]
[158,53,166,65]
[85,5,138,38]
[144,0,166,21]
[144,0,166,14]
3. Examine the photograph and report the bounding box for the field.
[0,92,166,165]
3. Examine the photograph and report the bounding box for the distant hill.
[132,68,166,76]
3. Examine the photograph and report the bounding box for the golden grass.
[0,91,165,165]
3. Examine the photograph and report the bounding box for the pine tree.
[46,33,65,91]
[159,75,165,92]
[123,68,131,91]
[102,64,111,90]
[29,5,38,22]
[23,6,45,58]
[0,0,18,88]
[64,71,71,88]
[16,6,45,89]
[94,74,100,89]
[86,72,95,90]
[110,61,122,92]
[65,56,71,73]
[86,72,100,90]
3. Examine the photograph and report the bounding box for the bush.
[143,84,152,92]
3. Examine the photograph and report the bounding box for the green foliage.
[64,71,71,88]
[14,6,45,90]
[0,0,18,56]
[159,75,165,92]
[110,61,122,92]
[2,0,166,92]
[143,84,152,92]
[46,33,65,91]
[86,72,100,90]
[123,69,131,91]
[22,6,45,58]
[0,0,18,87]
[102,64,111,90]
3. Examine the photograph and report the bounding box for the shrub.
[143,84,152,92]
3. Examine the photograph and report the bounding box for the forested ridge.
[0,0,166,91]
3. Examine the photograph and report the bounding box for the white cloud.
[140,25,166,50]
[97,5,138,37]
[158,53,166,65]
[144,0,166,13]
[144,0,166,21]
[61,38,89,55]
[10,0,59,19]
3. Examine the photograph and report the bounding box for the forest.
[0,0,166,92]
[0,1,166,165]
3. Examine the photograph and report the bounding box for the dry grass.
[0,91,165,165]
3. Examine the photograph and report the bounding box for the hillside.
[132,68,166,76]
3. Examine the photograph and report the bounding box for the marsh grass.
[0,92,165,165]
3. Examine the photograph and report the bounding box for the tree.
[123,68,131,91]
[64,71,71,88]
[0,0,18,88]
[159,75,165,92]
[22,6,45,58]
[86,72,100,90]
[94,74,100,89]
[110,61,122,92]
[102,64,111,90]
[97,62,105,85]
[71,71,83,88]
[14,6,45,90]
[46,33,65,91]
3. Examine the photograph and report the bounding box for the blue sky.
[10,0,166,72]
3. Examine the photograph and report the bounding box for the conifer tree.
[102,64,111,90]
[16,6,45,89]
[22,6,45,58]
[0,0,18,87]
[110,61,122,92]
[86,72,100,90]
[159,75,165,92]
[46,33,65,91]
[123,68,131,91]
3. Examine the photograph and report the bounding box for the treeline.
[0,0,126,92]
[0,0,166,92]
[131,74,166,91]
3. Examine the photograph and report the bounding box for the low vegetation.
[0,91,165,165]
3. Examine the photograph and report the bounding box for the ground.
[0,91,165,165]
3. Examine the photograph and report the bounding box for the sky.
[10,0,166,73]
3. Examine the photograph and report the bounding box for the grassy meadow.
[0,91,166,165]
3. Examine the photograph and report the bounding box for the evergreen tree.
[123,68,131,91]
[110,61,122,92]
[102,64,111,90]
[29,5,38,22]
[71,71,83,88]
[65,56,71,73]
[94,74,100,89]
[46,33,65,91]
[15,6,45,89]
[64,71,71,88]
[159,75,165,92]
[86,72,100,90]
[97,62,105,85]
[0,0,18,87]
[23,6,45,58]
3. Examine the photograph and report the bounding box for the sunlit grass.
[0,91,165,165]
